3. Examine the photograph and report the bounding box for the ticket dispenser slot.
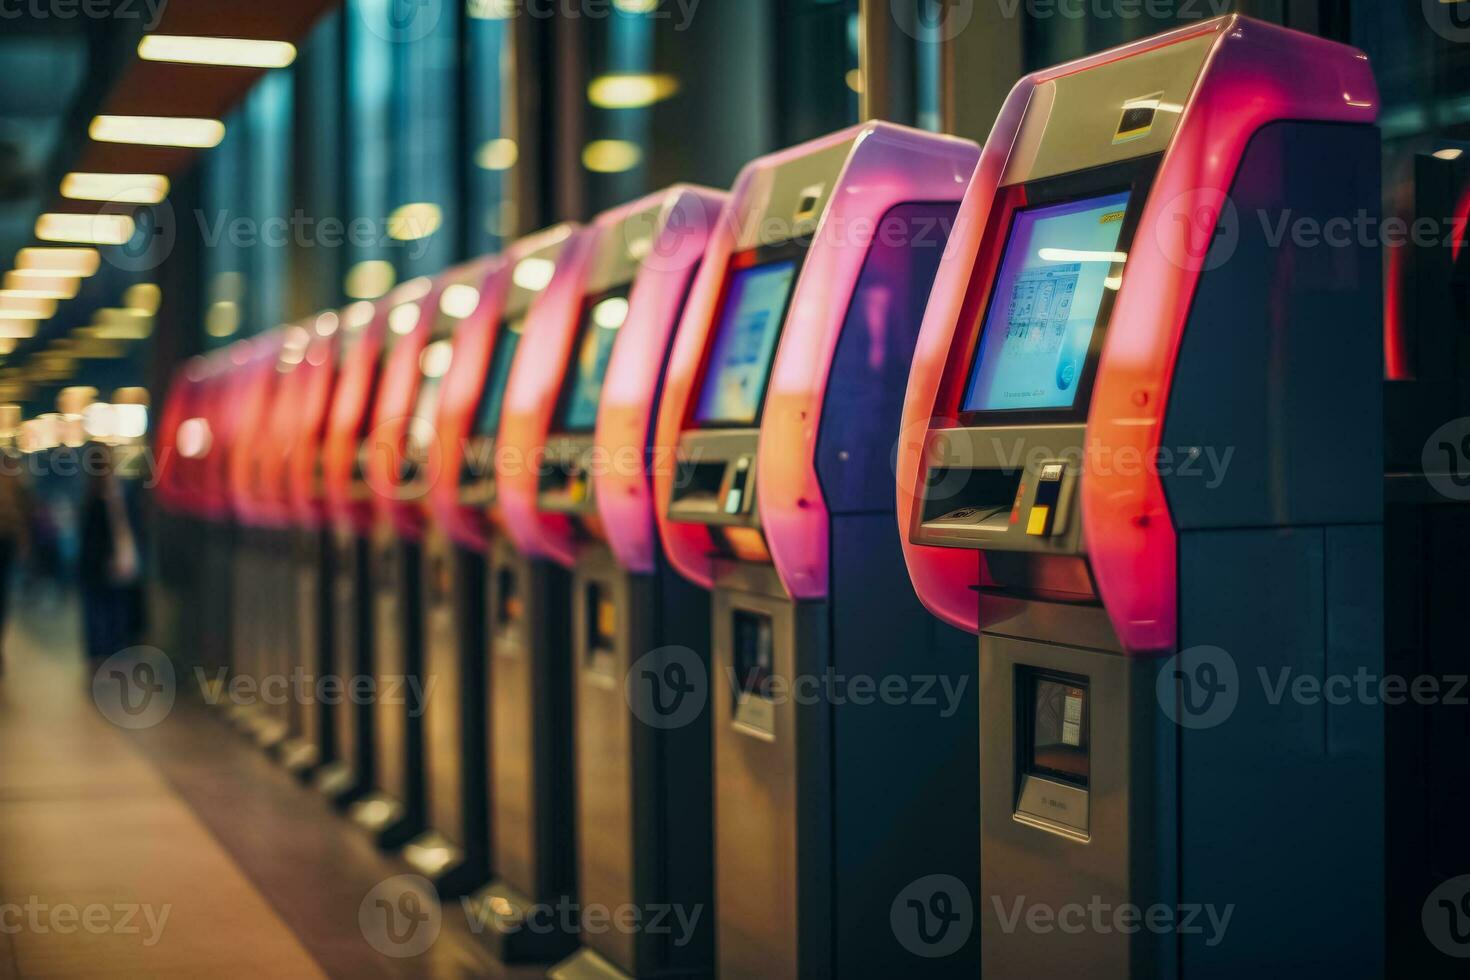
[731,608,776,737]
[1015,668,1090,837]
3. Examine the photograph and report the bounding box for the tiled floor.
[0,591,531,979]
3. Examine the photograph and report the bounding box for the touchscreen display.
[405,339,452,463]
[472,317,524,437]
[558,286,631,432]
[693,259,798,426]
[962,191,1131,413]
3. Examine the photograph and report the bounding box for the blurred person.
[0,454,31,670]
[80,443,144,664]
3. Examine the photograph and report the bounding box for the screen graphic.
[962,191,1131,413]
[693,259,799,426]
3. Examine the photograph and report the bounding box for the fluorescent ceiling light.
[61,172,170,205]
[345,260,395,300]
[388,203,443,242]
[588,73,680,109]
[475,139,518,171]
[138,35,297,69]
[90,115,225,148]
[35,213,135,246]
[14,248,100,277]
[1,274,78,300]
[582,140,643,174]
[0,293,57,319]
[0,321,38,339]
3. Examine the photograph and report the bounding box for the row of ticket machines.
[152,17,1460,978]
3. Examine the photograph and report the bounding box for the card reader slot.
[670,459,730,513]
[921,466,1024,531]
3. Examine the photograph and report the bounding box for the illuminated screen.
[962,191,1131,413]
[693,259,798,426]
[406,376,441,457]
[558,286,631,432]
[473,317,523,437]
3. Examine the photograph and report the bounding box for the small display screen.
[406,376,442,457]
[962,191,1131,413]
[732,609,774,700]
[558,286,631,432]
[472,317,524,438]
[694,258,799,426]
[1030,674,1089,786]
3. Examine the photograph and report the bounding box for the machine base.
[468,879,577,965]
[314,761,367,807]
[276,737,321,778]
[548,947,632,980]
[401,830,480,897]
[252,716,290,752]
[347,792,417,849]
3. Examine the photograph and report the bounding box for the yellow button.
[1026,504,1051,536]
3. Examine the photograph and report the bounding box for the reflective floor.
[0,594,534,979]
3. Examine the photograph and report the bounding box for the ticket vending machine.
[344,278,443,848]
[316,299,391,805]
[364,256,494,892]
[155,362,208,680]
[224,333,287,740]
[277,316,343,776]
[492,188,724,977]
[897,18,1383,977]
[252,327,317,752]
[651,123,981,978]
